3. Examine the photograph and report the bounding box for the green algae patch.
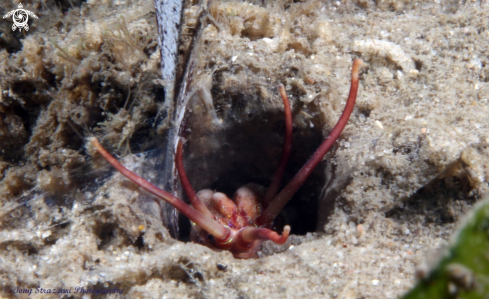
[403,197,489,299]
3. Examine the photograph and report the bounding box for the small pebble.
[217,263,228,271]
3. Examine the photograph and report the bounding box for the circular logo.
[13,10,28,29]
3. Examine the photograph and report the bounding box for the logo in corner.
[3,3,38,32]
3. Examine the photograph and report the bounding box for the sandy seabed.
[1,0,489,298]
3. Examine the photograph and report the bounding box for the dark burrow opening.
[177,86,330,240]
